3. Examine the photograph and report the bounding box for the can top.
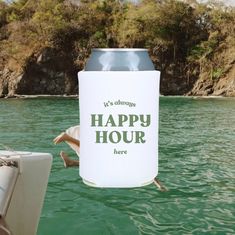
[93,48,148,52]
[85,48,155,71]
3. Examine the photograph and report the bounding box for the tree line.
[0,0,234,94]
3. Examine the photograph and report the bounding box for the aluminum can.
[78,48,160,188]
[84,48,155,71]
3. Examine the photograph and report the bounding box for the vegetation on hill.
[0,0,234,96]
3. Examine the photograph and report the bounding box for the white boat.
[0,150,52,235]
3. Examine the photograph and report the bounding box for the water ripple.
[1,97,235,235]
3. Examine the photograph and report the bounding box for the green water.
[0,97,235,234]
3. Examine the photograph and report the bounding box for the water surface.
[0,97,234,234]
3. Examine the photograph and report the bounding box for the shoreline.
[0,94,79,99]
[1,94,234,99]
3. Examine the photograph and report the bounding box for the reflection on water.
[0,97,235,235]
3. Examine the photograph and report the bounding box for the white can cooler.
[78,70,160,187]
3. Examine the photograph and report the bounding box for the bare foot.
[53,132,67,144]
[60,151,79,168]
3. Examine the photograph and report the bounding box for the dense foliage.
[0,0,234,94]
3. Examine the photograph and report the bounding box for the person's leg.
[53,132,80,147]
[0,216,11,235]
[60,151,79,168]
[153,178,168,192]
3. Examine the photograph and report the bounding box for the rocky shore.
[0,48,78,98]
[188,66,235,97]
[1,67,235,98]
[0,48,234,98]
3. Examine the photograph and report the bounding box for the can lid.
[85,48,155,71]
[93,48,148,52]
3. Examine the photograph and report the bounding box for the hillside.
[0,0,234,97]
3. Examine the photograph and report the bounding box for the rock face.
[212,67,235,96]
[0,47,235,97]
[0,69,23,97]
[188,66,235,97]
[0,47,78,97]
